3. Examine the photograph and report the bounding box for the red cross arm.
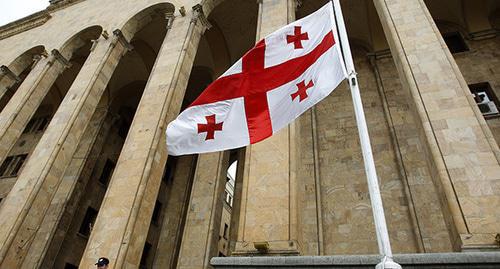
[190,31,335,107]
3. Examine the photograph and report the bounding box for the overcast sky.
[0,0,50,26]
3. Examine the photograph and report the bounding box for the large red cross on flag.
[167,2,347,156]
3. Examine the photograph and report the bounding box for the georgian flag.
[166,2,347,156]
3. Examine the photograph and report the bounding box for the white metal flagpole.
[331,1,402,268]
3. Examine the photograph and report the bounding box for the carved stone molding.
[0,11,51,41]
[166,12,175,30]
[192,4,212,30]
[47,0,87,12]
[0,65,21,82]
[49,49,71,68]
[112,29,134,51]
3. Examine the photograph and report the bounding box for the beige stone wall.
[313,49,418,254]
[373,54,453,252]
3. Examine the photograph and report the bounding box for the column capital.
[191,4,211,30]
[165,12,175,30]
[49,49,71,68]
[0,65,21,82]
[112,29,134,51]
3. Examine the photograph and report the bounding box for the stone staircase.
[211,252,500,268]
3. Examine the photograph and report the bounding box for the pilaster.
[79,7,209,268]
[176,152,229,269]
[234,0,301,256]
[373,0,500,251]
[153,156,197,269]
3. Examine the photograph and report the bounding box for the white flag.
[167,2,347,156]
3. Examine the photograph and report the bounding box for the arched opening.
[0,45,45,111]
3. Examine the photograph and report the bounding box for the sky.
[0,0,50,26]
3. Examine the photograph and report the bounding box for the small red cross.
[191,30,335,143]
[291,80,314,102]
[197,114,223,140]
[287,26,309,49]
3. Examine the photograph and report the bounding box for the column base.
[232,240,301,256]
[460,233,500,252]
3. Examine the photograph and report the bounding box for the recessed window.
[152,201,162,226]
[98,159,115,186]
[162,157,177,183]
[78,207,98,237]
[22,116,50,134]
[443,32,469,53]
[469,82,499,118]
[0,154,28,178]
[140,242,152,268]
[118,119,131,139]
[223,223,229,240]
[64,263,78,269]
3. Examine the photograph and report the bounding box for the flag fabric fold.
[166,2,347,156]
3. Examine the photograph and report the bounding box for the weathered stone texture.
[373,55,453,253]
[314,49,418,254]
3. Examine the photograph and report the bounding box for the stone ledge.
[211,252,500,268]
[0,11,51,40]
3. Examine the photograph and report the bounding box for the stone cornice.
[0,0,88,41]
[0,11,52,40]
[47,0,87,12]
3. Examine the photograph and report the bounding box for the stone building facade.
[0,0,499,268]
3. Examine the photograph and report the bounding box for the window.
[223,223,229,239]
[0,154,28,177]
[78,207,98,237]
[469,82,499,118]
[443,32,468,53]
[162,157,177,183]
[64,263,78,269]
[98,159,115,186]
[224,191,232,207]
[140,242,152,268]
[22,116,50,134]
[118,119,131,139]
[152,201,162,226]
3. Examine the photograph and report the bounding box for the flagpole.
[331,1,401,268]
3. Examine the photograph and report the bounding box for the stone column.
[0,50,69,166]
[0,65,21,103]
[21,98,111,268]
[153,155,197,269]
[79,7,209,268]
[374,0,500,250]
[0,31,131,268]
[176,152,229,269]
[234,0,301,255]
